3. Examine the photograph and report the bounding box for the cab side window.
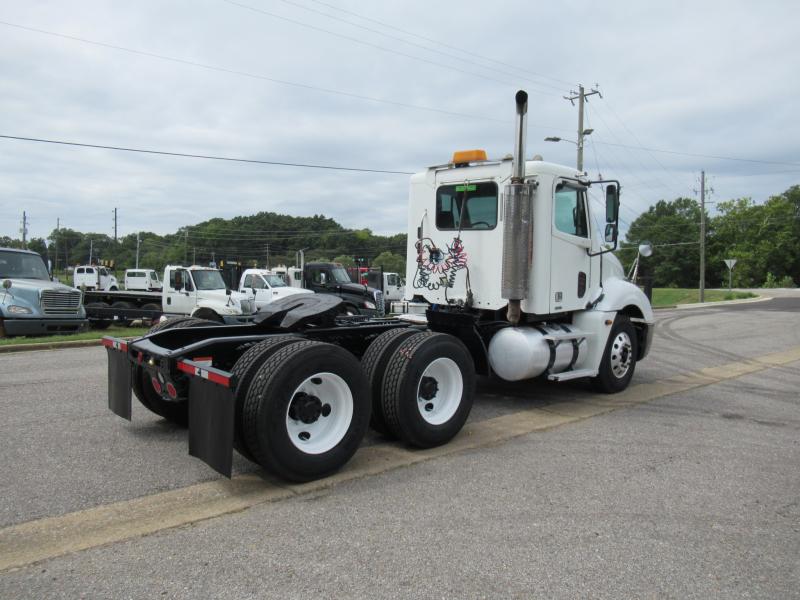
[243,275,252,288]
[554,183,589,238]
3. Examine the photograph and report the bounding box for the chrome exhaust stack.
[501,90,535,324]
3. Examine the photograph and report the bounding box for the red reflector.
[177,361,195,376]
[151,377,162,394]
[166,383,177,399]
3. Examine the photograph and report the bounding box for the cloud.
[1,0,798,244]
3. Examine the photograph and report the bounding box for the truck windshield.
[265,274,287,287]
[0,250,50,280]
[330,267,352,284]
[191,270,227,290]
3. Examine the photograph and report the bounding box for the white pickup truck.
[238,268,312,310]
[124,269,162,292]
[73,265,119,291]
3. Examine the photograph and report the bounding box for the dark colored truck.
[299,262,383,317]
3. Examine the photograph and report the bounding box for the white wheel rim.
[610,331,633,379]
[416,357,463,425]
[285,372,353,454]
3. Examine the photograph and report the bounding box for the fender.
[593,277,654,323]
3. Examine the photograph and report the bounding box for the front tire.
[242,340,370,482]
[381,332,475,448]
[592,316,638,393]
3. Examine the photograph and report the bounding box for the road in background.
[1,293,798,598]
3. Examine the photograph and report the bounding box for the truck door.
[550,181,592,313]
[305,266,328,293]
[164,268,196,315]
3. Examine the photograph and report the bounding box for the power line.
[0,20,510,125]
[306,0,575,87]
[222,0,542,92]
[0,134,414,174]
[265,0,569,95]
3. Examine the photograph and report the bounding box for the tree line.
[619,185,799,288]
[0,211,408,278]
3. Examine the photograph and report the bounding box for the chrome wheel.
[609,331,633,379]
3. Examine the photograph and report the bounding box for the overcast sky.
[1,0,799,245]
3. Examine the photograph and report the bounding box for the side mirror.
[605,223,618,243]
[605,184,619,223]
[320,273,327,285]
[225,288,232,296]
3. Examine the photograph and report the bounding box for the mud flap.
[187,374,235,478]
[105,343,132,420]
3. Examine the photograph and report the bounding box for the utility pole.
[193,247,196,265]
[265,243,270,269]
[89,239,93,265]
[184,230,188,265]
[695,171,713,302]
[21,211,28,248]
[113,207,118,242]
[54,218,60,273]
[564,84,601,172]
[135,232,141,268]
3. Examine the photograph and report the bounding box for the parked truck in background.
[272,262,382,316]
[103,90,653,484]
[84,265,255,327]
[365,268,405,312]
[73,265,119,291]
[124,269,162,292]
[0,247,88,337]
[238,268,312,310]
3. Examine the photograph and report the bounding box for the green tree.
[621,197,702,287]
[333,255,355,267]
[372,251,405,274]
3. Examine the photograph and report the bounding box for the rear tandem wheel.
[242,340,370,482]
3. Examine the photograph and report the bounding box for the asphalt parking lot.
[1,293,798,599]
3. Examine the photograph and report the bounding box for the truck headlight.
[8,305,33,314]
[363,301,376,310]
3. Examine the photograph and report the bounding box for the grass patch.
[0,325,149,346]
[651,288,757,308]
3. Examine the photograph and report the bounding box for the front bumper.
[3,317,89,336]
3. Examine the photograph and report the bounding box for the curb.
[0,338,106,354]
[674,294,769,310]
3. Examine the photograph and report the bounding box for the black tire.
[338,303,360,316]
[381,332,475,448]
[132,317,217,425]
[193,309,224,323]
[111,301,134,327]
[360,327,418,436]
[85,302,112,329]
[242,340,370,482]
[592,316,638,393]
[140,303,161,326]
[230,335,301,460]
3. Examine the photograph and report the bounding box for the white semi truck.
[238,268,312,310]
[73,265,119,291]
[103,91,653,482]
[84,265,255,327]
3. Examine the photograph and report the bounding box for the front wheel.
[242,340,370,482]
[592,316,638,393]
[381,332,475,448]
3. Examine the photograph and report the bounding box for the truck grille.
[374,290,384,316]
[40,289,82,315]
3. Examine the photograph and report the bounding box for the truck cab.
[124,269,162,292]
[366,269,405,311]
[73,265,119,291]
[302,262,384,316]
[239,268,312,310]
[162,265,255,324]
[1,248,87,336]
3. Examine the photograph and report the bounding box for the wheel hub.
[288,392,329,424]
[419,376,439,401]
